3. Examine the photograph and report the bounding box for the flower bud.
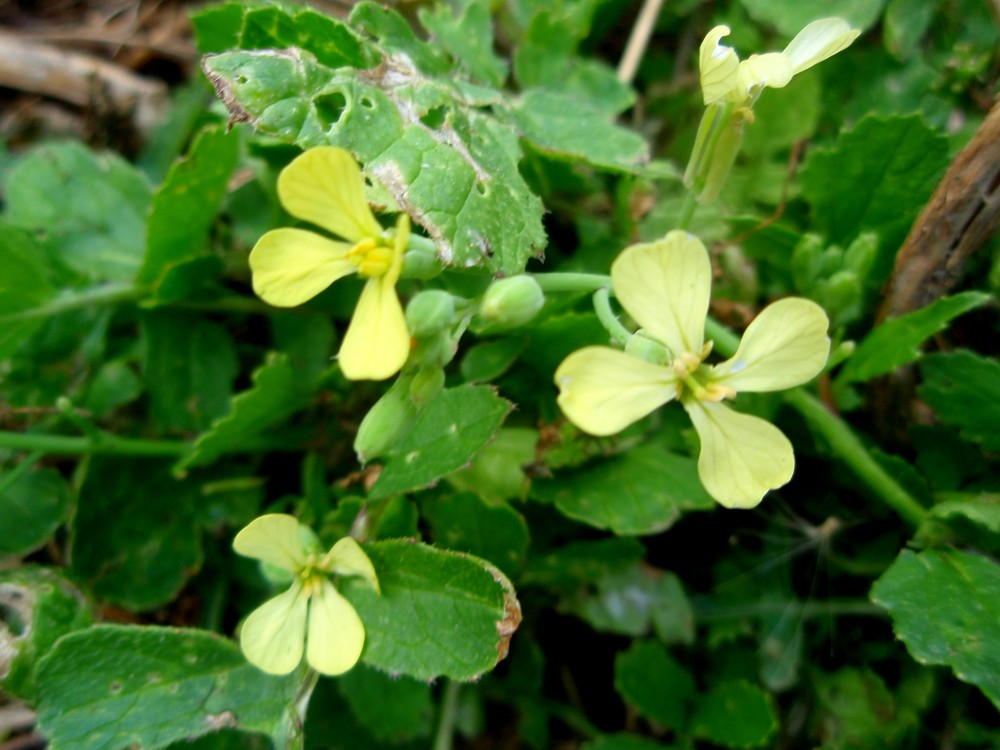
[477,276,544,331]
[408,366,445,405]
[354,374,418,464]
[402,242,445,280]
[683,103,746,204]
[405,290,456,338]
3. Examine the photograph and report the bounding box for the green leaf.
[918,351,1000,451]
[369,385,512,499]
[800,115,948,278]
[446,426,536,503]
[342,540,520,681]
[520,538,646,590]
[139,125,240,286]
[871,548,1000,708]
[614,641,695,730]
[423,492,530,577]
[509,90,649,171]
[83,360,143,418]
[35,625,300,750]
[0,567,92,702]
[0,221,55,358]
[929,493,1000,541]
[0,466,72,556]
[418,2,507,86]
[531,444,714,535]
[813,667,922,750]
[740,0,887,34]
[202,46,547,274]
[337,666,433,742]
[177,352,313,472]
[883,0,934,59]
[4,142,151,281]
[690,680,778,749]
[71,458,205,611]
[835,292,991,386]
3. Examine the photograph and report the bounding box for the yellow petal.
[240,582,308,674]
[699,25,741,105]
[250,228,357,307]
[277,147,383,243]
[324,537,380,594]
[737,52,794,93]
[711,298,830,392]
[683,400,794,509]
[555,346,677,436]
[338,275,410,381]
[783,18,860,74]
[611,231,711,357]
[233,513,307,572]
[306,580,366,675]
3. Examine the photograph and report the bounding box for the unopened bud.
[354,375,418,464]
[406,290,455,338]
[683,103,746,204]
[477,276,544,331]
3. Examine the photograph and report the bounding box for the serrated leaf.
[691,680,778,749]
[177,352,312,472]
[531,444,714,536]
[0,466,72,556]
[139,125,240,286]
[369,385,512,499]
[35,625,300,750]
[0,567,92,702]
[740,0,887,34]
[871,548,1000,708]
[342,540,520,681]
[423,492,529,577]
[4,142,151,281]
[836,292,991,386]
[614,641,695,730]
[918,351,1000,451]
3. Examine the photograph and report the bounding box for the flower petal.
[306,580,366,675]
[338,275,410,381]
[555,346,677,436]
[611,231,711,357]
[277,147,384,243]
[711,298,830,392]
[250,228,356,307]
[683,400,794,509]
[240,582,308,674]
[737,52,794,93]
[324,537,380,594]
[699,25,741,105]
[233,513,307,571]
[783,18,860,74]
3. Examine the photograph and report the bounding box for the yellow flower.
[554,231,830,509]
[233,513,380,676]
[250,147,411,380]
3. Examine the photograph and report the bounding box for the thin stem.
[0,430,188,456]
[692,597,884,621]
[433,680,461,750]
[593,288,632,346]
[531,272,612,294]
[675,190,698,232]
[0,283,144,323]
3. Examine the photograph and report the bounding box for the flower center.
[672,341,737,403]
[347,236,394,278]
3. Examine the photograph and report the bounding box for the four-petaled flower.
[233,513,380,676]
[554,231,831,509]
[250,147,410,380]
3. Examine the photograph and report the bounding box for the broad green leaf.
[423,492,530,577]
[836,292,991,386]
[871,548,1000,707]
[918,351,1000,451]
[614,641,695,730]
[0,567,92,702]
[4,142,151,281]
[446,426,536,503]
[929,493,1000,543]
[368,385,512,499]
[0,466,72,556]
[177,352,313,472]
[418,2,507,87]
[342,540,520,681]
[813,667,925,749]
[202,44,546,274]
[690,680,778,749]
[520,538,646,590]
[337,666,433,742]
[142,311,238,433]
[0,222,54,358]
[460,336,525,382]
[139,125,240,286]
[71,458,205,611]
[35,625,300,750]
[83,360,143,418]
[800,115,948,279]
[883,0,934,59]
[740,0,886,34]
[509,90,649,171]
[531,444,714,535]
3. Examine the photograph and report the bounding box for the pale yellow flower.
[233,514,380,676]
[554,231,830,509]
[250,147,410,380]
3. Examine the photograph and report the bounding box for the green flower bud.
[409,366,445,405]
[405,290,456,338]
[624,331,670,365]
[683,103,747,204]
[412,330,457,368]
[402,238,445,280]
[844,232,878,279]
[477,276,544,331]
[354,374,418,464]
[791,234,825,291]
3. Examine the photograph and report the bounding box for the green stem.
[0,283,145,323]
[433,680,461,750]
[531,272,612,293]
[675,190,698,231]
[593,288,632,347]
[0,431,188,456]
[692,597,884,620]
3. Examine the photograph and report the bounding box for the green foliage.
[919,351,1000,451]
